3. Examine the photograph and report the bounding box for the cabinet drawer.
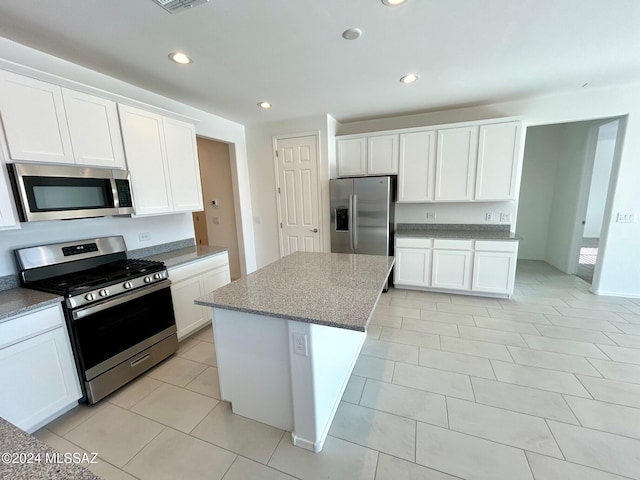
[168,252,229,282]
[395,237,433,248]
[475,240,519,253]
[0,304,64,349]
[433,239,474,250]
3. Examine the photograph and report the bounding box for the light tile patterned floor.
[35,260,640,480]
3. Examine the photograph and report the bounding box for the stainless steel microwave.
[8,163,135,222]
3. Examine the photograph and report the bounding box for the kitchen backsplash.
[0,275,19,292]
[128,238,195,259]
[396,223,511,232]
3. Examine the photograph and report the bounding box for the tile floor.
[34,260,640,480]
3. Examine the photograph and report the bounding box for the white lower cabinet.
[394,237,518,297]
[472,241,518,294]
[431,240,473,291]
[0,304,81,433]
[169,252,230,340]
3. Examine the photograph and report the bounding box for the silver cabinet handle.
[310,228,318,233]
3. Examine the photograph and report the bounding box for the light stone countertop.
[396,229,519,241]
[0,288,63,323]
[195,252,395,332]
[143,245,228,269]
[0,417,102,480]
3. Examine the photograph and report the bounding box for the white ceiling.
[1,0,639,126]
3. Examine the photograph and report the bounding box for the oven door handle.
[71,280,171,321]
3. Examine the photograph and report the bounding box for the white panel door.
[472,251,517,294]
[171,276,206,340]
[0,71,74,163]
[62,88,125,168]
[163,117,204,212]
[475,122,521,200]
[432,249,472,290]
[398,130,436,202]
[394,247,431,287]
[337,138,366,177]
[368,134,399,175]
[118,104,172,215]
[435,126,479,201]
[0,327,81,432]
[277,135,321,256]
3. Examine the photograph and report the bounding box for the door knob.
[310,228,318,233]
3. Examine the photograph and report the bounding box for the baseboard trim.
[590,289,640,299]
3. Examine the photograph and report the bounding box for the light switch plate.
[292,333,308,356]
[617,213,636,223]
[426,212,436,220]
[500,213,511,222]
[138,232,151,242]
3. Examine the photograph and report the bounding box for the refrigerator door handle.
[348,194,354,251]
[352,194,359,250]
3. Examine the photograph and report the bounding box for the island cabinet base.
[212,307,366,452]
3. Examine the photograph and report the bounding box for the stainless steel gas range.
[15,236,178,404]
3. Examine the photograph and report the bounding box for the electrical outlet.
[617,213,636,223]
[500,212,511,222]
[426,212,436,220]
[292,333,308,356]
[485,212,494,221]
[138,232,151,242]
[212,217,220,225]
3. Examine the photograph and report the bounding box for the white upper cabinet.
[62,88,125,168]
[367,134,399,175]
[475,122,521,201]
[163,117,203,212]
[398,130,436,203]
[0,151,19,229]
[119,104,203,216]
[118,105,172,215]
[0,71,74,164]
[435,126,479,201]
[337,137,367,176]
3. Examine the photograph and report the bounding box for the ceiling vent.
[152,0,209,14]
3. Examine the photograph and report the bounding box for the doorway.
[194,137,242,280]
[274,134,322,257]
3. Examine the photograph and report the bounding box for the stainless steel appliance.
[8,162,134,222]
[330,176,395,255]
[15,236,177,404]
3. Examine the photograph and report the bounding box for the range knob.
[123,281,133,290]
[99,289,109,297]
[154,273,162,280]
[84,292,96,301]
[144,276,152,283]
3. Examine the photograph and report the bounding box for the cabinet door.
[0,71,74,164]
[337,138,367,177]
[472,251,517,294]
[432,249,472,290]
[368,134,399,175]
[118,104,172,215]
[0,327,81,433]
[398,131,436,202]
[475,122,521,201]
[163,117,203,212]
[171,275,207,340]
[435,126,478,201]
[394,247,431,287]
[63,88,125,168]
[202,265,231,320]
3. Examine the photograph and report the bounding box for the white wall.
[0,36,257,276]
[516,125,562,260]
[245,115,334,268]
[584,121,618,238]
[338,84,640,297]
[545,122,594,273]
[0,214,193,276]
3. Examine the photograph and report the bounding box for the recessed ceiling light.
[342,28,363,40]
[168,52,192,64]
[382,0,408,5]
[257,101,272,109]
[400,74,419,84]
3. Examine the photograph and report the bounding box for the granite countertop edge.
[0,290,63,323]
[142,245,228,269]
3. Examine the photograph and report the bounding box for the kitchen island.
[195,252,394,453]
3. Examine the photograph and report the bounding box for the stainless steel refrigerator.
[330,176,395,255]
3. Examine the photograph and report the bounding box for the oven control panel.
[67,269,169,309]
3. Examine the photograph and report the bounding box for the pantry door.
[275,134,321,256]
